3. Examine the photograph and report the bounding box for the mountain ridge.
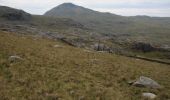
[0,6,31,21]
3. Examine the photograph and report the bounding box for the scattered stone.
[84,49,92,53]
[132,76,162,89]
[135,59,140,61]
[79,96,85,100]
[69,90,75,95]
[53,45,63,48]
[97,51,107,53]
[8,56,23,62]
[128,80,136,85]
[45,93,59,99]
[142,93,156,99]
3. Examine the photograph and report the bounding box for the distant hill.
[44,3,120,19]
[44,3,126,33]
[44,3,170,36]
[0,6,31,21]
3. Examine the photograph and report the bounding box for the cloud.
[0,0,170,16]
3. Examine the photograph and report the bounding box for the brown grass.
[0,31,170,100]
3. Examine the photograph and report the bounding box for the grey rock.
[69,90,75,95]
[132,76,162,89]
[92,43,111,52]
[84,49,92,53]
[128,80,135,85]
[79,96,85,100]
[93,43,105,51]
[45,93,59,100]
[54,45,63,48]
[8,56,22,62]
[142,93,156,99]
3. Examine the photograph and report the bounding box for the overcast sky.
[0,0,170,17]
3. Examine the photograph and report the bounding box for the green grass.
[0,31,170,100]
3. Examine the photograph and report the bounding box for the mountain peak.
[44,3,119,21]
[58,3,77,8]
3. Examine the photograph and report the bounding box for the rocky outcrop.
[132,42,155,52]
[92,43,112,53]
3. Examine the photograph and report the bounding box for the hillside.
[0,6,31,21]
[0,31,170,100]
[0,5,170,63]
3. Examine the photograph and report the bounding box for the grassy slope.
[0,31,170,100]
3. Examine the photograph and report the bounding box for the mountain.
[44,3,170,37]
[0,6,31,21]
[44,3,120,20]
[44,3,129,33]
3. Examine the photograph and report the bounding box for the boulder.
[142,93,156,99]
[132,76,162,89]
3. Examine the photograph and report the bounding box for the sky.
[0,0,170,17]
